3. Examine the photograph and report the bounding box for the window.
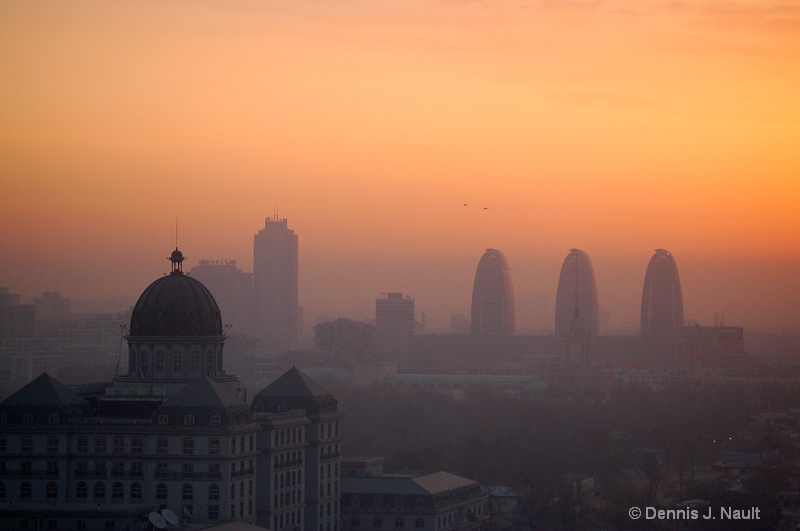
[0,436,6,453]
[141,353,148,374]
[249,479,253,495]
[46,460,58,476]
[156,462,168,476]
[157,437,168,454]
[77,521,86,531]
[182,483,193,500]
[131,462,143,477]
[113,436,124,454]
[209,463,220,478]
[23,413,33,424]
[156,483,167,501]
[48,521,58,530]
[183,438,194,455]
[76,482,87,499]
[112,482,123,500]
[20,482,32,499]
[77,436,88,453]
[210,414,221,426]
[95,437,107,453]
[48,412,59,424]
[131,482,142,499]
[231,482,236,499]
[208,505,219,520]
[0,481,5,500]
[46,482,58,499]
[155,351,164,373]
[239,481,244,498]
[158,414,169,425]
[21,461,32,474]
[182,463,194,478]
[373,518,383,528]
[415,519,424,529]
[395,518,404,528]
[95,482,106,499]
[249,434,254,451]
[47,436,59,453]
[173,352,182,372]
[184,414,195,426]
[21,435,32,453]
[191,351,200,372]
[209,438,220,455]
[209,484,219,501]
[231,437,236,454]
[131,436,143,454]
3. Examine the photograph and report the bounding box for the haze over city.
[2,1,798,334]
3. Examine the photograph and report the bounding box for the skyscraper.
[253,216,300,353]
[470,249,515,337]
[555,249,600,337]
[641,249,684,356]
[555,249,599,364]
[375,293,415,359]
[190,259,254,338]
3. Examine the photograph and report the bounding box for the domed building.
[0,249,262,528]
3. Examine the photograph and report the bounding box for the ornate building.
[0,249,262,529]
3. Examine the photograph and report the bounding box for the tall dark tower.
[555,249,599,364]
[470,249,515,337]
[253,216,300,353]
[640,249,684,356]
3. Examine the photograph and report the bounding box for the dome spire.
[169,248,185,275]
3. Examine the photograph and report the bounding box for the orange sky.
[1,1,799,334]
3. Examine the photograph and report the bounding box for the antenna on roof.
[175,218,178,248]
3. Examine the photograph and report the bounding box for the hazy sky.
[2,1,799,334]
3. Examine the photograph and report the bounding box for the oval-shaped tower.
[470,249,515,337]
[555,249,600,337]
[641,249,684,355]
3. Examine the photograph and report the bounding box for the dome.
[129,249,223,337]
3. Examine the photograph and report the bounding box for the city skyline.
[1,1,798,334]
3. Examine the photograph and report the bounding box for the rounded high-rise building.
[470,249,515,337]
[641,249,684,354]
[555,249,600,337]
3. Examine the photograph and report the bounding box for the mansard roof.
[251,367,338,416]
[160,375,243,410]
[0,372,88,408]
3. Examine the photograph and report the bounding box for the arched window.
[209,484,219,501]
[183,483,193,500]
[131,482,142,499]
[184,414,195,426]
[94,482,105,499]
[210,415,221,426]
[20,482,32,499]
[48,412,59,424]
[76,482,87,499]
[112,482,123,500]
[158,414,169,425]
[156,483,167,501]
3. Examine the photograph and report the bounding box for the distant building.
[375,293,415,359]
[640,249,684,357]
[675,324,746,366]
[470,249,515,338]
[33,291,70,330]
[340,459,489,531]
[555,249,600,364]
[0,287,36,339]
[314,317,375,359]
[190,259,254,338]
[253,216,301,353]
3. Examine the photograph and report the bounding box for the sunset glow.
[2,1,798,333]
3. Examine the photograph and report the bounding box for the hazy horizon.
[2,1,798,335]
